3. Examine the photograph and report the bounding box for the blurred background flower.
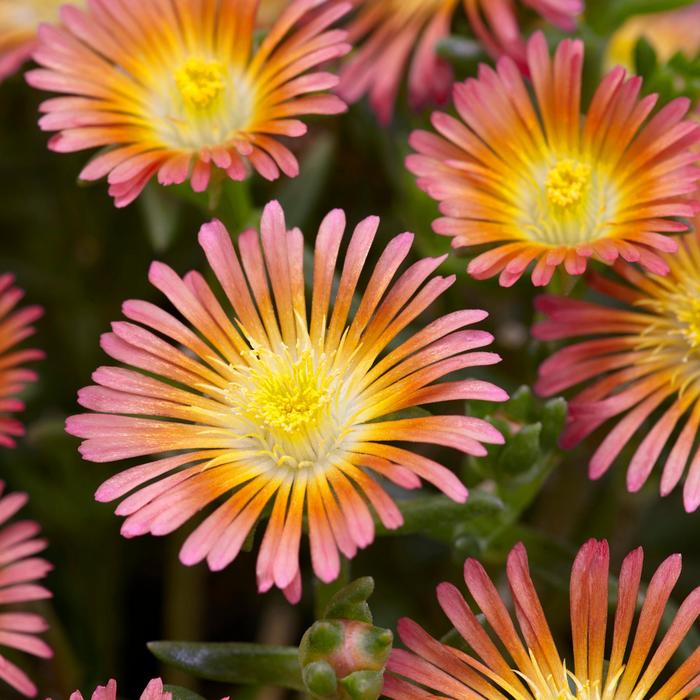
[26,0,350,207]
[0,275,43,449]
[0,0,84,81]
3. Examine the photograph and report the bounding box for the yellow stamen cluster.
[545,159,592,209]
[175,58,226,109]
[234,344,340,441]
[676,294,700,350]
[515,653,611,700]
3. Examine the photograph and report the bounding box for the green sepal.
[339,671,386,700]
[322,577,374,623]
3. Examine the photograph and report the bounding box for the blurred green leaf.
[149,642,304,690]
[164,686,208,700]
[586,0,698,34]
[275,132,336,229]
[139,184,182,252]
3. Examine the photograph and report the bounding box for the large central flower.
[26,0,350,206]
[66,200,507,602]
[534,233,700,511]
[407,33,700,286]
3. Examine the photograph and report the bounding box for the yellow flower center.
[246,349,334,435]
[676,295,700,349]
[545,159,592,209]
[175,58,226,109]
[224,337,351,472]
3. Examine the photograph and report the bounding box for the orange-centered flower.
[408,32,700,286]
[26,0,350,207]
[534,233,700,512]
[386,539,700,700]
[0,274,43,449]
[0,483,53,698]
[66,200,507,602]
[338,0,581,123]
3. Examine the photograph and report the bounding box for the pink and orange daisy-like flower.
[0,482,53,698]
[338,0,581,124]
[66,200,507,602]
[407,32,700,286]
[0,0,84,82]
[62,678,172,700]
[534,233,700,512]
[26,0,350,207]
[386,539,700,700]
[0,274,43,449]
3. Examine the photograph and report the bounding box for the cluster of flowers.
[0,0,698,697]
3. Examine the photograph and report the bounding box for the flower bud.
[299,579,392,700]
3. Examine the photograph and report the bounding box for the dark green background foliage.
[0,1,699,696]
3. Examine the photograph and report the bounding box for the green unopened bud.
[300,620,392,700]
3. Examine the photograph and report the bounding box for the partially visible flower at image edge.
[66,199,507,602]
[534,232,700,512]
[0,0,85,82]
[407,32,700,286]
[605,2,700,72]
[26,0,351,207]
[58,678,196,700]
[385,538,700,700]
[338,0,582,124]
[0,274,43,448]
[0,482,53,698]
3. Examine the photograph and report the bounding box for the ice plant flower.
[338,0,581,124]
[0,0,84,82]
[0,274,43,448]
[385,539,700,700]
[407,32,700,286]
[26,0,351,207]
[60,678,172,700]
[0,482,53,698]
[66,200,506,602]
[606,3,700,72]
[534,234,700,512]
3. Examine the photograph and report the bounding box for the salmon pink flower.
[26,0,350,207]
[66,200,507,602]
[386,539,700,700]
[0,274,43,449]
[534,233,700,512]
[0,483,52,698]
[407,32,700,286]
[338,0,581,124]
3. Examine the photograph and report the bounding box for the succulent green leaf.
[148,642,304,690]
